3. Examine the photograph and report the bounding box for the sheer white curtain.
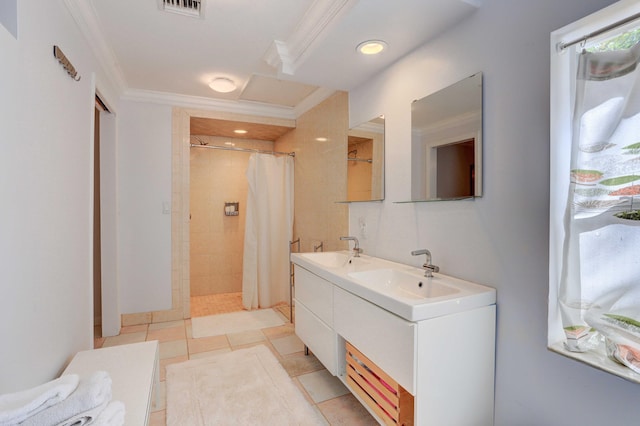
[242,153,294,310]
[559,42,640,372]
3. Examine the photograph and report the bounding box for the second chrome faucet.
[411,249,440,277]
[340,236,362,257]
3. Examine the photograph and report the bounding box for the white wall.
[349,0,640,424]
[117,100,172,314]
[0,0,118,392]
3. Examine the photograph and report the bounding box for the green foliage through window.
[588,27,640,52]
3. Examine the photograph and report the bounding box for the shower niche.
[224,202,239,216]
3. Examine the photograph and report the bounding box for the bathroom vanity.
[291,251,496,426]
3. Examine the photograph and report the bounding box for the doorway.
[188,117,295,318]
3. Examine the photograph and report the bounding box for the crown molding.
[122,86,336,120]
[63,0,127,97]
[264,0,358,75]
[122,89,301,120]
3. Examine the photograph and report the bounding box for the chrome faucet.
[411,249,440,277]
[340,236,362,257]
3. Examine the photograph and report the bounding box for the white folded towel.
[92,400,125,426]
[20,371,112,426]
[0,374,79,425]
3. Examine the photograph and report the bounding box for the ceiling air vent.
[158,0,204,18]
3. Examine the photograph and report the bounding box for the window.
[550,1,640,383]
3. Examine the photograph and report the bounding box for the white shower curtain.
[242,153,294,310]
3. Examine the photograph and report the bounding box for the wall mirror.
[409,72,482,201]
[340,116,385,202]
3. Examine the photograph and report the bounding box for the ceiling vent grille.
[158,0,204,18]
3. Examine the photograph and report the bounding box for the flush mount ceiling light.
[208,77,237,93]
[315,137,328,142]
[356,40,387,55]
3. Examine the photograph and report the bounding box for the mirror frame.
[406,72,483,202]
[338,115,385,203]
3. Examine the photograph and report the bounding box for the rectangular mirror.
[409,72,482,201]
[340,116,385,202]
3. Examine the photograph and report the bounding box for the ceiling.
[81,0,481,116]
[190,117,294,140]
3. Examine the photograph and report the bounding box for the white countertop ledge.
[291,251,496,322]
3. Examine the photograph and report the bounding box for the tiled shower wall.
[276,91,349,253]
[189,137,275,296]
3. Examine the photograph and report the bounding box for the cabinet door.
[295,301,338,375]
[294,266,333,326]
[334,287,417,394]
[415,305,496,425]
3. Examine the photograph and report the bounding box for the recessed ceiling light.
[234,129,248,134]
[315,137,328,142]
[356,40,387,55]
[208,77,237,93]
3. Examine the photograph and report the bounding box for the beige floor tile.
[270,333,305,356]
[262,323,295,340]
[120,324,148,334]
[102,331,147,347]
[93,337,105,349]
[226,329,265,347]
[147,325,186,343]
[279,352,325,377]
[187,334,229,354]
[189,348,232,360]
[317,394,378,425]
[149,320,185,331]
[148,410,165,426]
[298,370,350,403]
[159,339,188,359]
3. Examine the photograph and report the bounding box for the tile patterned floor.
[94,308,377,425]
[190,292,294,321]
[190,292,244,317]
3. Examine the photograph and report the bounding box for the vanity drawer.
[334,287,417,394]
[294,265,333,326]
[295,301,338,375]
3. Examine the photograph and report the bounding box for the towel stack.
[0,371,125,426]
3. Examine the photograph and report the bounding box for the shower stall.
[189,135,294,317]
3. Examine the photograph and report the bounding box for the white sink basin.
[348,269,460,300]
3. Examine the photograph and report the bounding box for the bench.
[63,340,159,425]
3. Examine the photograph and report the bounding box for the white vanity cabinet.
[293,265,339,375]
[291,253,496,425]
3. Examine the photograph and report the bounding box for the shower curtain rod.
[557,11,640,51]
[190,143,295,157]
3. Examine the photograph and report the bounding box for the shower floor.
[191,292,243,317]
[190,292,293,321]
